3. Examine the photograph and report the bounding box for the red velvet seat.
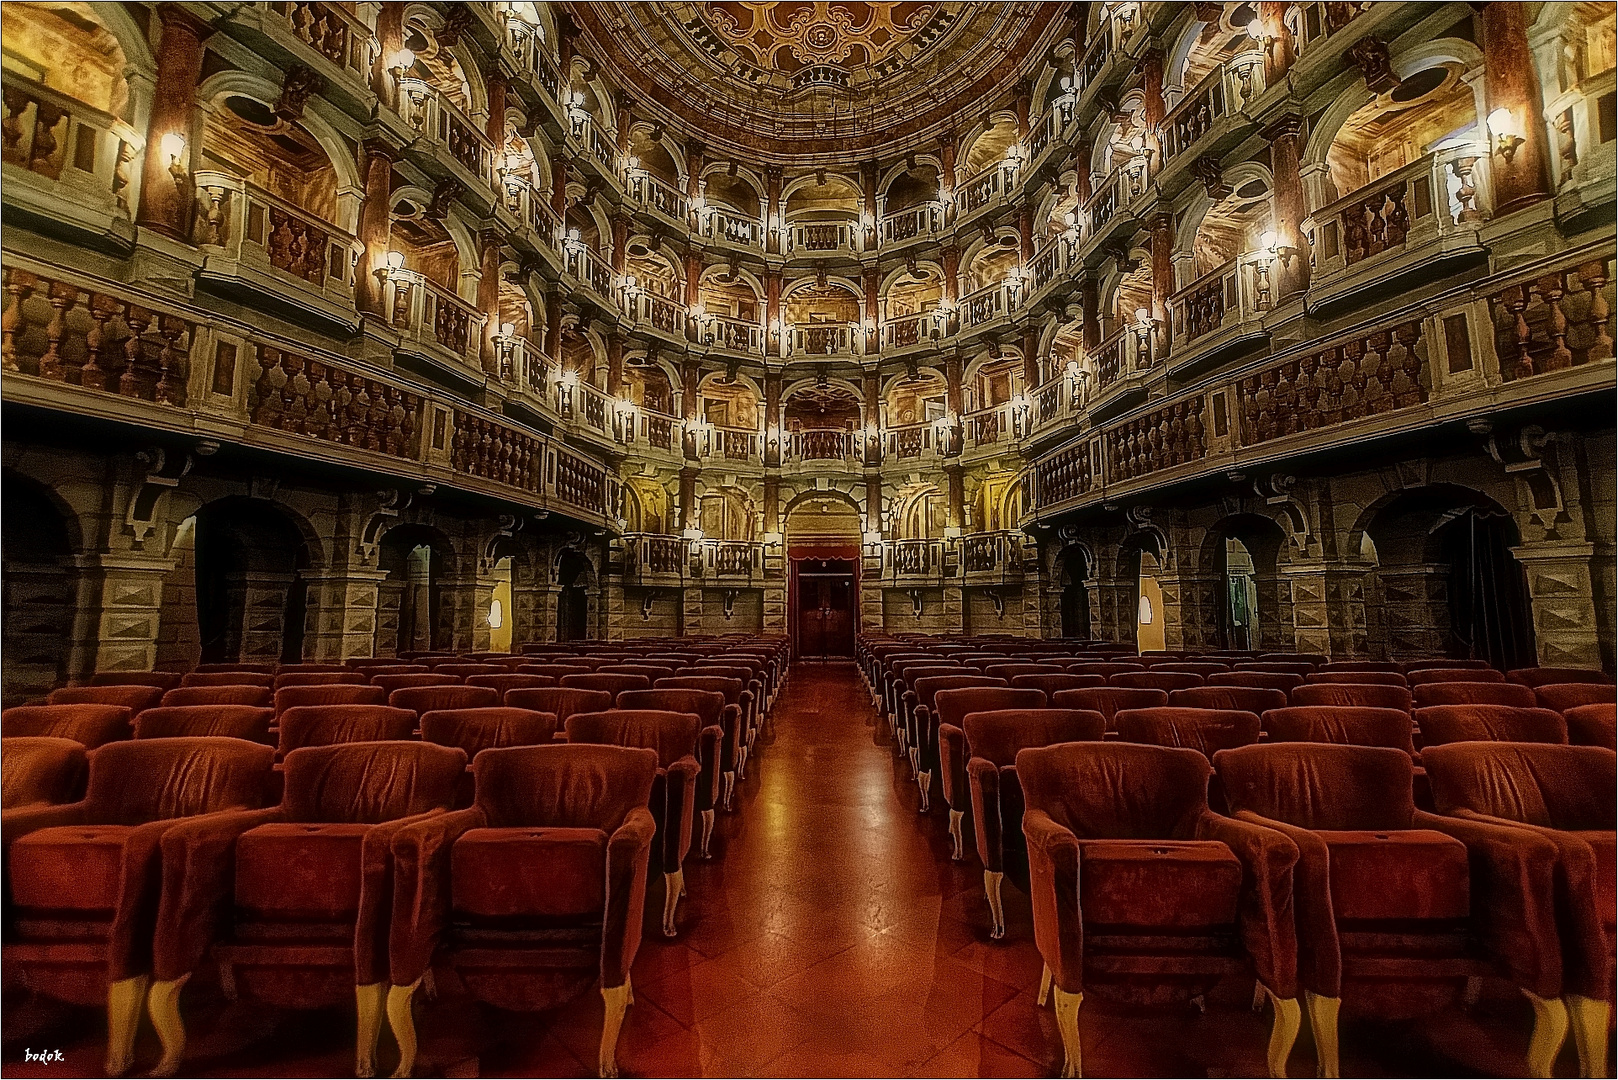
[47,684,164,717]
[4,737,274,1076]
[1157,661,1232,677]
[273,671,368,690]
[1009,673,1106,697]
[598,663,677,683]
[505,687,614,726]
[517,663,594,680]
[1291,682,1413,712]
[1235,661,1316,677]
[1215,742,1571,1077]
[567,709,711,935]
[1110,670,1203,692]
[1018,741,1303,1078]
[2,736,89,817]
[561,672,652,698]
[686,663,766,746]
[644,681,747,802]
[465,673,557,697]
[132,705,274,742]
[420,707,559,755]
[1306,670,1409,687]
[888,663,961,754]
[1209,670,1307,694]
[149,741,465,1077]
[909,675,1008,808]
[983,663,1065,682]
[1564,704,1617,749]
[344,660,429,674]
[275,705,417,756]
[1407,666,1507,685]
[370,672,460,693]
[161,685,274,708]
[3,704,132,747]
[1424,741,1616,1076]
[1063,661,1146,677]
[1170,685,1288,714]
[432,663,507,679]
[1509,667,1616,689]
[278,663,352,674]
[932,688,1047,839]
[936,708,1103,937]
[88,672,184,691]
[1415,704,1569,746]
[1320,661,1403,674]
[1263,652,1328,665]
[180,671,276,689]
[1406,658,1495,673]
[385,744,658,1078]
[193,662,277,674]
[1114,707,1261,757]
[388,685,499,716]
[1260,706,1416,754]
[1049,686,1169,729]
[273,684,388,716]
[1413,681,1537,708]
[1535,682,1618,713]
[618,690,726,837]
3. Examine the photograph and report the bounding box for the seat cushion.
[452,827,608,920]
[9,825,133,912]
[1078,840,1241,928]
[235,823,370,921]
[1321,830,1469,921]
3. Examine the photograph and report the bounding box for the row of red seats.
[855,633,1615,1077]
[3,636,789,1078]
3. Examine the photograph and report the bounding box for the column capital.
[1263,113,1306,142]
[154,2,214,40]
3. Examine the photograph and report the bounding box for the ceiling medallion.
[701,1,939,74]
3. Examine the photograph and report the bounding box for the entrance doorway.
[795,559,856,658]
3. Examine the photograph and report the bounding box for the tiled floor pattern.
[2,662,1590,1076]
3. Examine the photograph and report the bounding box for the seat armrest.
[696,724,724,811]
[1022,809,1084,994]
[939,724,968,811]
[387,807,485,986]
[2,802,88,846]
[1233,809,1341,999]
[1195,811,1299,999]
[153,806,285,980]
[603,806,657,988]
[356,809,450,985]
[967,757,1004,871]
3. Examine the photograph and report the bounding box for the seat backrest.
[420,707,560,756]
[1423,742,1616,831]
[1319,661,1403,673]
[1290,682,1413,712]
[504,687,615,724]
[913,675,1008,712]
[933,687,1047,731]
[1169,686,1288,714]
[1305,670,1409,687]
[599,664,677,683]
[1414,704,1569,745]
[1405,667,1506,685]
[85,736,275,823]
[560,673,651,697]
[566,709,702,769]
[274,684,388,716]
[1115,707,1261,757]
[1009,673,1106,696]
[1063,661,1146,677]
[1049,686,1169,724]
[516,664,594,679]
[896,664,961,688]
[276,705,417,755]
[465,674,558,696]
[1534,682,1617,713]
[2,704,133,747]
[389,685,501,715]
[1412,681,1536,708]
[194,662,277,674]
[1261,653,1328,665]
[1,736,88,810]
[1234,661,1315,676]
[654,676,744,706]
[133,705,274,741]
[1214,742,1415,830]
[963,709,1107,766]
[273,671,369,690]
[1016,741,1211,840]
[88,671,184,690]
[1156,661,1231,676]
[279,663,352,673]
[47,684,165,716]
[983,663,1065,682]
[1405,658,1495,673]
[1508,666,1616,689]
[180,671,277,688]
[617,689,725,729]
[345,660,430,674]
[1208,670,1306,693]
[162,685,274,708]
[432,663,509,678]
[1564,703,1617,749]
[1260,705,1415,754]
[281,740,466,823]
[1110,670,1203,691]
[472,743,658,829]
[370,673,462,693]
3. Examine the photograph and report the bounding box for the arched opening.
[193,498,311,664]
[626,128,680,187]
[699,486,757,542]
[2,475,77,704]
[556,548,595,642]
[785,494,861,659]
[784,174,861,238]
[695,269,761,351]
[377,525,449,655]
[488,555,513,653]
[783,279,861,355]
[4,3,132,117]
[1056,545,1092,639]
[784,383,861,461]
[1360,485,1536,666]
[1205,514,1289,650]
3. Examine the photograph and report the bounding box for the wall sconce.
[1259,228,1297,268]
[389,48,416,80]
[376,249,406,284]
[641,591,659,620]
[559,367,579,411]
[1231,53,1264,103]
[1487,107,1525,163]
[1057,75,1077,125]
[1245,16,1275,53]
[160,132,188,187]
[495,320,518,377]
[1132,307,1158,350]
[762,530,783,547]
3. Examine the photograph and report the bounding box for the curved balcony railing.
[702,206,762,248]
[1160,59,1266,169]
[624,290,686,337]
[499,176,560,244]
[886,421,936,460]
[960,279,1021,330]
[624,533,690,578]
[626,170,687,219]
[192,171,360,306]
[396,78,493,188]
[960,531,1024,576]
[504,18,562,101]
[879,201,945,245]
[883,539,945,579]
[501,337,551,396]
[788,428,859,462]
[1168,257,1257,350]
[787,219,857,254]
[883,309,942,350]
[264,1,371,80]
[0,71,142,222]
[696,313,762,353]
[388,273,484,369]
[790,322,863,357]
[956,162,1018,218]
[563,242,614,302]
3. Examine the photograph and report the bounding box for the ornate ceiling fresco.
[564,2,1070,162]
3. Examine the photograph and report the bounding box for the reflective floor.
[2,662,1588,1076]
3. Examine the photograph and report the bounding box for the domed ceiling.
[564,2,1070,162]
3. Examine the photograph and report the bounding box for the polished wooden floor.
[3,663,1582,1077]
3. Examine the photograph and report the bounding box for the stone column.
[1081,273,1101,352]
[543,289,562,360]
[1284,561,1374,658]
[862,369,881,467]
[303,569,389,660]
[1512,541,1611,669]
[765,270,782,356]
[1150,212,1174,353]
[677,467,698,532]
[763,369,782,467]
[233,572,299,662]
[551,150,568,224]
[486,72,507,146]
[354,141,395,319]
[945,466,966,532]
[135,4,212,239]
[1018,201,1035,267]
[944,353,964,457]
[71,554,178,675]
[477,229,502,373]
[863,266,880,355]
[372,2,405,105]
[1139,48,1165,161]
[1258,1,1296,84]
[610,213,629,274]
[861,159,879,248]
[763,475,780,534]
[1482,1,1553,214]
[764,167,783,254]
[1075,142,1094,202]
[866,473,883,536]
[942,244,960,332]
[439,573,498,652]
[684,249,702,341]
[685,139,705,229]
[1265,115,1310,299]
[940,132,958,224]
[605,332,624,398]
[615,93,634,155]
[1022,322,1041,392]
[1374,566,1451,658]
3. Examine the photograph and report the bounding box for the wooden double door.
[796,566,856,658]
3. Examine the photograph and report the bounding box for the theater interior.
[1,1,1615,1077]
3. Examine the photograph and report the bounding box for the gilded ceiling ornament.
[701,1,940,74]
